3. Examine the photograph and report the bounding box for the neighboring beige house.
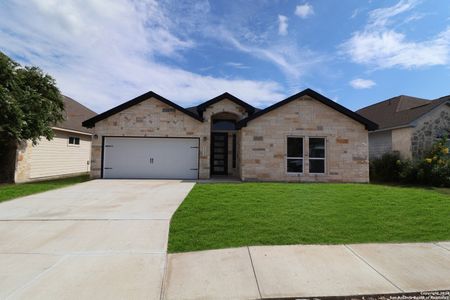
[358,95,450,160]
[14,96,96,183]
[82,89,377,182]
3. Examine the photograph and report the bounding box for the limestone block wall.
[411,103,450,159]
[240,96,369,182]
[203,98,247,177]
[202,99,248,121]
[14,140,33,183]
[89,97,249,179]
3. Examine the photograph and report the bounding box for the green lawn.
[168,183,450,253]
[0,175,90,203]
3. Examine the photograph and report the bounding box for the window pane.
[212,120,236,131]
[309,159,325,173]
[309,138,325,158]
[74,137,80,145]
[287,159,303,173]
[69,137,74,144]
[287,138,303,157]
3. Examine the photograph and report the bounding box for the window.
[212,119,236,131]
[68,136,80,145]
[309,138,325,173]
[287,137,303,173]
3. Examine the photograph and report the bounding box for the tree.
[0,52,64,182]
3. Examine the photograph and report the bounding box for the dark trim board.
[100,136,105,179]
[100,136,201,180]
[236,89,378,131]
[82,89,377,131]
[196,92,256,118]
[83,91,203,128]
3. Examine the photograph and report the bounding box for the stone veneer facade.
[240,95,369,182]
[89,95,370,182]
[411,104,450,159]
[90,97,249,179]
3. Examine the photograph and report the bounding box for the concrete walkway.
[1,180,449,299]
[163,242,450,299]
[0,179,195,299]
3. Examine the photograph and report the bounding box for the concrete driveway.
[0,179,195,299]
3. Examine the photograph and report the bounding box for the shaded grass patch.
[0,175,90,203]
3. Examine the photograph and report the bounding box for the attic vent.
[162,108,175,113]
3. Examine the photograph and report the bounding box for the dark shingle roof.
[83,89,377,130]
[57,96,96,133]
[357,95,450,130]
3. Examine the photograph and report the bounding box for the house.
[14,96,96,183]
[82,89,377,182]
[357,95,450,160]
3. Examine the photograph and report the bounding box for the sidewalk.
[162,242,450,299]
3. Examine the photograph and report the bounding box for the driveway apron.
[0,179,195,300]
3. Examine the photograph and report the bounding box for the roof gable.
[357,95,449,130]
[395,96,430,112]
[237,89,378,130]
[58,96,96,133]
[82,91,202,128]
[195,93,256,118]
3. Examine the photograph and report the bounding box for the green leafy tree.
[0,52,64,182]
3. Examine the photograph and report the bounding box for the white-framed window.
[68,136,80,146]
[286,137,304,173]
[309,137,326,174]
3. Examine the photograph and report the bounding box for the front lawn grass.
[0,175,90,203]
[168,183,450,253]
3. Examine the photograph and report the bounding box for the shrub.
[370,137,450,187]
[370,152,403,183]
[405,136,450,187]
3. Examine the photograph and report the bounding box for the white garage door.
[103,137,199,179]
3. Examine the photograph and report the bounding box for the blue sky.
[0,0,449,113]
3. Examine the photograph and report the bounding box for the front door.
[211,133,228,175]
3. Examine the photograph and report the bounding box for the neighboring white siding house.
[14,96,96,183]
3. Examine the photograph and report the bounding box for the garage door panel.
[103,137,198,179]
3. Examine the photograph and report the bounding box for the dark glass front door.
[211,133,228,175]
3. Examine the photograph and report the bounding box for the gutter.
[52,127,93,136]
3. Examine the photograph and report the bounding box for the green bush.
[406,137,450,186]
[370,137,450,187]
[370,152,403,183]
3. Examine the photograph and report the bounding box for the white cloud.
[349,78,376,89]
[367,0,418,28]
[295,3,314,19]
[278,15,288,36]
[216,28,323,81]
[0,0,285,111]
[225,62,249,69]
[341,0,450,69]
[343,29,450,69]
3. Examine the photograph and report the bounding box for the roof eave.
[196,93,256,115]
[82,91,203,128]
[237,89,378,131]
